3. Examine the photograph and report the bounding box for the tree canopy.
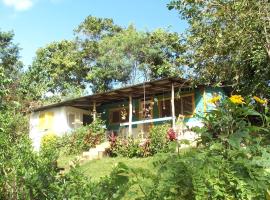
[25,16,183,97]
[168,0,270,97]
[87,25,184,92]
[0,30,23,105]
[25,40,87,99]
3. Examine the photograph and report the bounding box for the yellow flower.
[229,95,245,104]
[41,132,58,148]
[208,96,221,104]
[253,96,267,105]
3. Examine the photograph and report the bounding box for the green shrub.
[41,132,58,149]
[50,161,131,199]
[129,146,270,200]
[148,124,171,155]
[108,137,142,158]
[59,118,106,154]
[107,124,176,158]
[195,95,270,148]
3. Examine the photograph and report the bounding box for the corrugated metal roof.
[32,77,191,112]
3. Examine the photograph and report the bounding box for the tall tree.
[142,28,184,79]
[81,24,184,92]
[74,16,125,92]
[91,26,184,88]
[28,16,184,95]
[168,0,270,97]
[25,40,87,100]
[0,30,23,105]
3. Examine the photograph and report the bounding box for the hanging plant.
[121,107,127,120]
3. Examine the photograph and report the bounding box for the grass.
[58,154,157,181]
[57,153,78,168]
[80,156,155,180]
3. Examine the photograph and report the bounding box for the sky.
[0,0,187,67]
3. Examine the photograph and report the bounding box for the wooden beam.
[120,116,173,126]
[171,82,176,129]
[128,95,133,137]
[93,101,96,121]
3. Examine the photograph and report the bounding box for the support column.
[128,94,133,137]
[93,101,96,121]
[171,82,176,130]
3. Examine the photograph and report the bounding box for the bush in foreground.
[59,118,106,154]
[107,124,177,158]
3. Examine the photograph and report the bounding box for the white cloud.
[2,0,33,11]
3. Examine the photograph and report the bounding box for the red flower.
[167,128,177,141]
[108,132,117,144]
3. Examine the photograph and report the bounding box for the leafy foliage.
[133,146,270,200]
[59,118,106,154]
[87,26,184,92]
[26,16,184,96]
[0,31,22,81]
[147,124,173,155]
[41,132,59,151]
[196,95,270,148]
[108,137,142,158]
[168,0,270,98]
[24,40,87,100]
[107,124,176,158]
[0,30,25,108]
[0,111,59,199]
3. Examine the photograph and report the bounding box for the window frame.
[67,112,76,129]
[158,93,195,118]
[109,107,129,124]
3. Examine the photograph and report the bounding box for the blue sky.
[0,0,187,66]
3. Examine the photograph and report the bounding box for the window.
[111,110,120,123]
[109,108,129,124]
[39,112,54,130]
[68,113,75,129]
[159,94,195,117]
[160,99,171,117]
[175,98,181,116]
[83,114,92,126]
[182,95,194,115]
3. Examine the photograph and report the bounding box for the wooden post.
[93,101,96,121]
[128,94,133,137]
[203,87,207,113]
[171,82,176,130]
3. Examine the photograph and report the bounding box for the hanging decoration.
[162,89,166,110]
[121,104,127,120]
[132,101,136,114]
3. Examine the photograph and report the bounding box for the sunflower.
[208,96,221,104]
[253,96,267,105]
[229,95,245,104]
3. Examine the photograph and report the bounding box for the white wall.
[29,106,67,151]
[29,106,90,151]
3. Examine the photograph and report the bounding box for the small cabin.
[29,78,228,150]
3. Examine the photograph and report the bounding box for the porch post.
[128,94,133,137]
[93,101,96,121]
[171,82,176,129]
